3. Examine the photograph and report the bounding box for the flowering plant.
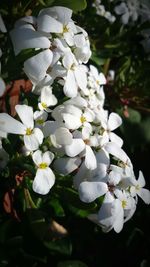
[0,0,150,266]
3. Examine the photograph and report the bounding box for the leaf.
[52,0,87,12]
[57,187,97,212]
[49,199,65,217]
[44,237,72,256]
[90,53,106,66]
[58,260,88,267]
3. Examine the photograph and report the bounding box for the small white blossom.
[32,150,55,195]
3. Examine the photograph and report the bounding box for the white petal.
[41,86,57,106]
[79,181,108,203]
[83,108,95,122]
[43,121,60,138]
[114,3,128,15]
[105,142,128,163]
[137,188,150,204]
[0,113,25,134]
[108,112,122,131]
[63,113,81,130]
[24,49,53,83]
[54,157,81,175]
[33,168,55,195]
[0,129,7,138]
[32,150,43,166]
[34,127,44,145]
[63,70,78,98]
[54,127,72,146]
[37,14,63,33]
[10,26,50,55]
[109,132,123,147]
[73,161,92,189]
[39,6,72,25]
[138,170,145,187]
[62,52,74,70]
[65,139,85,157]
[43,151,54,165]
[24,128,43,151]
[98,73,106,85]
[112,199,124,233]
[121,12,130,24]
[15,104,34,129]
[74,65,87,91]
[98,192,115,227]
[85,145,97,170]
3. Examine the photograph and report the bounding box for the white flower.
[24,49,53,85]
[114,0,142,24]
[10,23,51,56]
[0,105,44,151]
[32,150,55,195]
[38,85,58,112]
[62,104,94,131]
[38,6,77,46]
[62,52,87,97]
[88,65,106,91]
[97,190,136,233]
[130,171,150,204]
[34,110,48,128]
[100,112,123,147]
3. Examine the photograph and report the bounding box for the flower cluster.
[114,0,150,24]
[0,6,150,233]
[92,0,116,23]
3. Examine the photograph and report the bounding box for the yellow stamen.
[36,119,44,125]
[80,116,86,124]
[122,200,127,209]
[41,102,47,109]
[26,128,33,135]
[70,63,76,71]
[38,162,48,169]
[63,25,69,33]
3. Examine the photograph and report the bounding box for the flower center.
[36,119,44,125]
[26,128,33,135]
[41,102,47,109]
[135,184,140,191]
[84,139,90,145]
[70,63,76,71]
[80,116,86,124]
[122,200,127,209]
[38,162,48,169]
[63,25,69,33]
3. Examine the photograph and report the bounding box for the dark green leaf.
[52,0,87,12]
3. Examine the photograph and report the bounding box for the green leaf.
[57,187,97,212]
[49,199,65,217]
[52,0,87,12]
[16,49,42,63]
[58,260,88,267]
[44,237,72,256]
